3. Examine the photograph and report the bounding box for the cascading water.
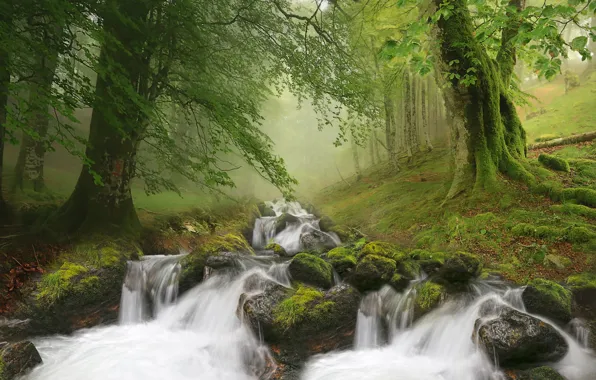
[252,199,340,254]
[303,279,596,380]
[24,254,290,380]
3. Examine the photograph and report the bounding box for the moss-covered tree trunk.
[52,0,155,235]
[13,19,61,192]
[435,0,532,199]
[383,92,399,170]
[0,7,12,219]
[403,71,414,159]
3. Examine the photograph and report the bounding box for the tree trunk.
[351,131,361,178]
[403,71,414,160]
[436,0,532,199]
[369,132,377,166]
[411,74,420,154]
[51,0,155,235]
[581,16,596,79]
[0,7,12,219]
[13,20,61,192]
[384,92,399,170]
[528,131,596,150]
[421,76,433,151]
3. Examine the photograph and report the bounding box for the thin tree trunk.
[14,20,61,192]
[421,76,433,151]
[411,74,420,154]
[51,0,156,235]
[435,0,531,199]
[403,71,413,160]
[581,16,596,79]
[351,131,361,178]
[369,132,377,166]
[384,92,399,170]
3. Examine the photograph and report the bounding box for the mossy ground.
[315,144,596,283]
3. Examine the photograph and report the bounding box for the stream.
[21,200,596,379]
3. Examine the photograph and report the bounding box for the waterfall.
[569,318,591,348]
[25,254,289,380]
[252,199,340,255]
[303,280,596,380]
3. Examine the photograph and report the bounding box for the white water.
[252,199,340,254]
[25,255,290,380]
[303,280,596,380]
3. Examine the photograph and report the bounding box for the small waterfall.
[569,318,591,348]
[303,279,596,380]
[252,199,340,255]
[119,254,185,324]
[27,254,288,380]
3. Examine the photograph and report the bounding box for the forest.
[0,0,596,379]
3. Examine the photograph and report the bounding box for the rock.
[318,216,335,232]
[522,278,572,324]
[299,230,337,252]
[265,243,288,257]
[325,247,356,277]
[244,283,360,366]
[438,251,482,283]
[359,241,405,262]
[389,273,409,291]
[351,254,396,292]
[328,225,363,243]
[243,281,289,340]
[504,366,566,380]
[475,307,569,367]
[408,249,446,274]
[566,272,596,318]
[258,202,276,217]
[179,234,254,292]
[288,253,333,289]
[397,260,421,280]
[544,254,572,270]
[414,281,446,319]
[275,213,299,234]
[0,341,42,380]
[205,252,241,269]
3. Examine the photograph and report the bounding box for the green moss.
[352,254,397,291]
[530,181,564,200]
[289,253,333,289]
[525,366,565,380]
[568,226,596,243]
[415,281,445,315]
[538,154,570,172]
[36,262,88,303]
[202,233,254,254]
[566,272,596,291]
[398,260,421,279]
[562,187,596,207]
[551,203,596,220]
[0,356,5,380]
[526,278,572,316]
[326,247,357,271]
[265,242,286,256]
[409,249,446,264]
[273,285,324,330]
[511,223,596,243]
[360,241,405,262]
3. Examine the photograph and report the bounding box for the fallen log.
[528,131,596,150]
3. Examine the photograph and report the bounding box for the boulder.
[328,225,363,243]
[318,216,335,232]
[325,247,357,277]
[258,202,277,217]
[205,252,241,269]
[475,307,569,367]
[414,281,446,319]
[438,251,481,283]
[504,366,566,380]
[299,230,337,252]
[244,283,360,366]
[359,241,405,262]
[351,254,396,292]
[522,278,572,324]
[265,243,288,257]
[288,253,333,289]
[397,260,421,280]
[566,272,596,318]
[275,213,299,234]
[0,341,42,380]
[408,249,446,275]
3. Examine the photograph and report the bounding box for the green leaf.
[570,36,588,51]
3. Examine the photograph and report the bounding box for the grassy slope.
[315,146,596,283]
[522,73,596,142]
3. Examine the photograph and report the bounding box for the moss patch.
[326,247,357,275]
[561,187,596,208]
[265,242,286,256]
[566,272,596,291]
[511,222,596,243]
[551,203,596,220]
[360,241,405,262]
[415,281,445,317]
[352,254,397,291]
[36,262,88,303]
[538,154,570,172]
[523,278,572,323]
[288,253,333,289]
[273,285,324,330]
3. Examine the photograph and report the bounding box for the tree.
[0,3,11,219]
[421,76,433,152]
[402,70,414,160]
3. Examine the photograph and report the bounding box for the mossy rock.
[288,253,333,289]
[566,272,596,320]
[408,249,445,275]
[397,260,422,280]
[244,283,360,366]
[543,254,572,270]
[179,233,254,292]
[258,202,276,217]
[351,254,396,292]
[522,278,572,324]
[438,252,482,283]
[566,272,596,291]
[359,241,405,262]
[414,281,446,319]
[0,341,42,380]
[275,213,299,234]
[265,242,287,257]
[538,154,570,172]
[523,366,566,380]
[13,238,140,335]
[318,216,335,232]
[561,187,596,208]
[389,273,409,291]
[328,225,363,243]
[325,247,357,276]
